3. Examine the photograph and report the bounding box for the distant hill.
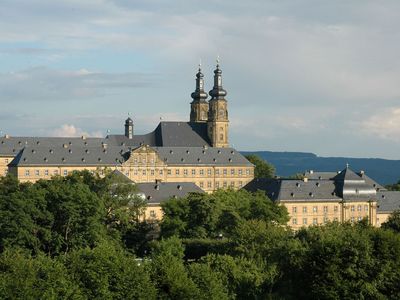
[241,151,400,185]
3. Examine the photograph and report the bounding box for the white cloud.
[49,124,103,137]
[360,108,400,142]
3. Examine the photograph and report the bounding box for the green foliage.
[2,173,400,299]
[244,154,275,179]
[160,189,289,240]
[382,210,400,232]
[385,180,400,191]
[0,249,81,299]
[67,240,156,300]
[150,237,200,299]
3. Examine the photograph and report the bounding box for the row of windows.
[293,217,338,225]
[123,168,252,177]
[292,205,369,214]
[292,206,339,214]
[25,169,69,176]
[198,181,244,189]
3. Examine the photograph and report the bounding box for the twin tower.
[190,63,229,148]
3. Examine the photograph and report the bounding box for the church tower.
[207,61,229,148]
[190,65,209,123]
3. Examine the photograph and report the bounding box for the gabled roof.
[105,122,210,148]
[333,167,364,182]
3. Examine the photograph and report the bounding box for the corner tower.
[190,65,209,123]
[207,61,229,148]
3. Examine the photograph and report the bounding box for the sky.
[1,0,400,159]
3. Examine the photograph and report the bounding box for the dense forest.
[1,171,400,299]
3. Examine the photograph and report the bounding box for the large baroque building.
[245,167,400,228]
[0,63,254,193]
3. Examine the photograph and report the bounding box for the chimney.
[303,177,308,183]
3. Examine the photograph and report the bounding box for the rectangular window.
[313,218,318,225]
[303,207,307,213]
[150,158,154,164]
[150,210,156,218]
[159,169,163,175]
[45,170,49,176]
[231,169,235,175]
[184,169,188,176]
[223,181,227,188]
[313,206,318,213]
[207,181,212,188]
[303,218,308,225]
[125,171,129,176]
[35,170,40,176]
[168,169,172,175]
[358,216,362,221]
[323,206,328,213]
[334,206,338,212]
[134,158,138,163]
[134,170,138,175]
[207,169,212,176]
[223,169,227,176]
[364,205,368,212]
[239,181,243,188]
[25,170,30,176]
[200,182,204,188]
[351,205,355,212]
[230,181,235,187]
[351,217,355,222]
[175,169,180,175]
[215,169,220,175]
[324,217,329,223]
[200,169,204,176]
[292,218,297,225]
[192,169,196,175]
[246,169,250,175]
[216,182,220,188]
[334,217,339,222]
[142,158,146,163]
[64,170,68,176]
[54,170,58,175]
[5,159,8,164]
[292,207,297,213]
[238,169,243,176]
[142,170,146,175]
[150,170,155,175]
[357,205,362,211]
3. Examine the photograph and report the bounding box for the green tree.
[66,240,156,299]
[385,180,400,191]
[245,154,275,179]
[382,210,400,233]
[150,237,199,299]
[0,249,81,299]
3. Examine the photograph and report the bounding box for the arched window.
[220,133,224,141]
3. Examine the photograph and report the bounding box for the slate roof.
[154,147,251,166]
[9,146,125,166]
[105,122,210,148]
[136,182,204,204]
[377,191,400,213]
[245,178,341,202]
[0,136,104,156]
[246,167,383,203]
[304,170,384,190]
[8,144,251,167]
[333,167,376,200]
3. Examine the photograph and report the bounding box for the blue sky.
[1,0,400,159]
